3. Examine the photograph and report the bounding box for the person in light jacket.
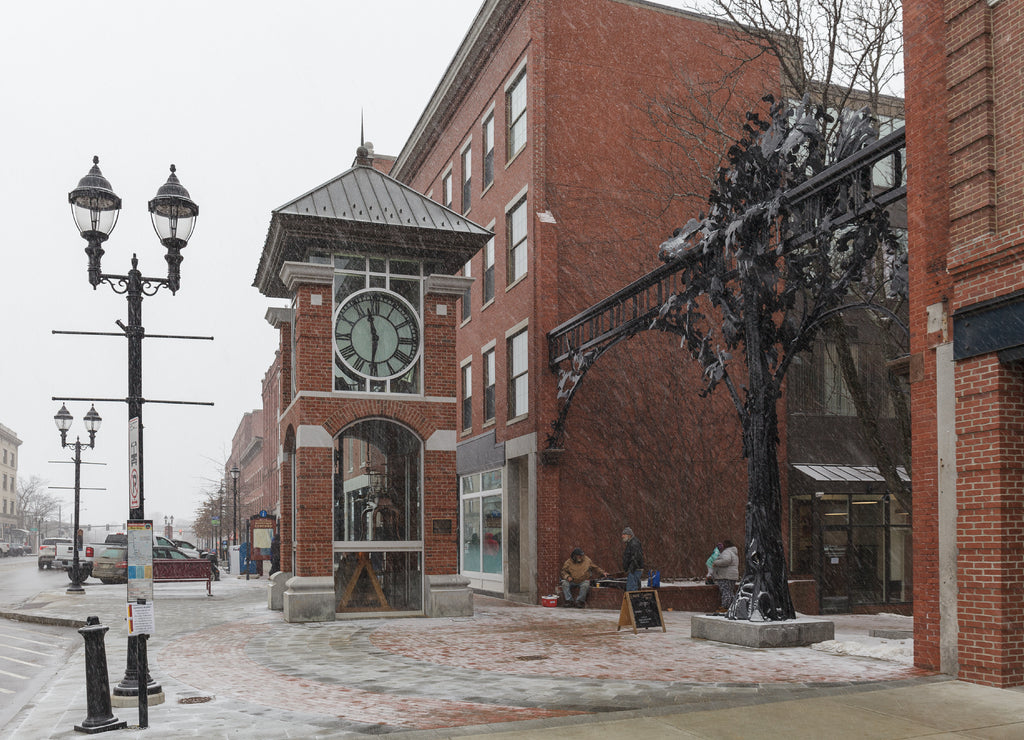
[710,539,739,613]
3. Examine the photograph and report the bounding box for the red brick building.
[905,0,1024,686]
[389,0,778,602]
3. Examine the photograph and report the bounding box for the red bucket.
[540,594,558,607]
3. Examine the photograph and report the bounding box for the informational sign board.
[249,513,277,561]
[127,600,155,636]
[617,590,666,634]
[128,417,141,511]
[127,520,154,603]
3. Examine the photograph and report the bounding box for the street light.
[231,466,240,573]
[54,404,101,594]
[69,156,199,704]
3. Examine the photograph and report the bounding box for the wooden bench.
[153,558,214,596]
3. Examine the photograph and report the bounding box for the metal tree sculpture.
[655,95,896,620]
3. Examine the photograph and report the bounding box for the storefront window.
[790,489,912,612]
[460,469,503,589]
[333,419,423,613]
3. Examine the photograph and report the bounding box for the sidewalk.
[3,576,1024,739]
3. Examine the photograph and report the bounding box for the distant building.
[1,423,22,542]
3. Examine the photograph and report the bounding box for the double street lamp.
[53,404,102,594]
[67,156,200,706]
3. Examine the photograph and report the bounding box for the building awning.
[792,464,910,483]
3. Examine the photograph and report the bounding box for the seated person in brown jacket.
[560,547,608,608]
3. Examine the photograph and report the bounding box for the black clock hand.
[368,315,380,360]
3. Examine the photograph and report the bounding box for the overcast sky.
[1,1,704,535]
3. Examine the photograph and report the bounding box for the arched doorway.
[333,419,423,613]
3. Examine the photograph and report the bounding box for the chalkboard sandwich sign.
[617,589,666,633]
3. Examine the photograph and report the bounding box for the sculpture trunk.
[737,296,795,620]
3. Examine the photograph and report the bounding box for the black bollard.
[137,632,149,728]
[75,616,127,734]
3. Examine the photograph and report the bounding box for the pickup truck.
[54,540,100,578]
[38,537,72,569]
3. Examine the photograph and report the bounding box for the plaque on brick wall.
[432,519,453,534]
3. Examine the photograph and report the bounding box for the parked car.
[0,541,12,557]
[38,537,72,569]
[93,545,211,585]
[172,539,205,559]
[92,545,128,584]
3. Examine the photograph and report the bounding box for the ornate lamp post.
[231,466,240,572]
[68,156,199,703]
[54,404,102,594]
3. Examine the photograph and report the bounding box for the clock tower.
[255,146,491,622]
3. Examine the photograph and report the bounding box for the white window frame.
[505,188,528,286]
[506,321,529,420]
[505,61,527,162]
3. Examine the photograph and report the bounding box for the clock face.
[334,289,422,380]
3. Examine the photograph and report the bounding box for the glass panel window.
[461,147,472,214]
[483,348,496,422]
[507,69,527,159]
[483,238,495,304]
[442,170,453,208]
[333,420,422,543]
[334,550,422,612]
[462,497,481,572]
[483,114,495,188]
[507,198,527,284]
[461,363,472,432]
[482,494,502,574]
[508,329,528,418]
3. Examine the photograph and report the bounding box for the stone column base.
[425,574,473,617]
[283,576,336,623]
[268,571,291,611]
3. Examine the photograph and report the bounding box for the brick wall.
[906,0,1024,686]
[399,0,772,596]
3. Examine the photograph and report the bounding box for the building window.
[483,347,496,422]
[442,170,453,209]
[506,68,527,160]
[507,197,527,285]
[483,114,495,188]
[461,363,473,432]
[333,419,423,613]
[461,146,472,214]
[461,260,472,322]
[508,329,528,419]
[483,237,495,304]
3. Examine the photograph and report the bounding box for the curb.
[0,609,88,628]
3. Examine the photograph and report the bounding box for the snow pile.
[811,638,913,665]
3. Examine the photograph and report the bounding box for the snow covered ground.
[811,612,914,664]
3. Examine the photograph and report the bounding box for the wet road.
[0,556,84,729]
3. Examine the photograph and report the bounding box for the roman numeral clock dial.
[334,289,422,380]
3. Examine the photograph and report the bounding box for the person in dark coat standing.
[270,533,281,575]
[621,527,644,592]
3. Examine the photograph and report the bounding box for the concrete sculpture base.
[691,615,834,647]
